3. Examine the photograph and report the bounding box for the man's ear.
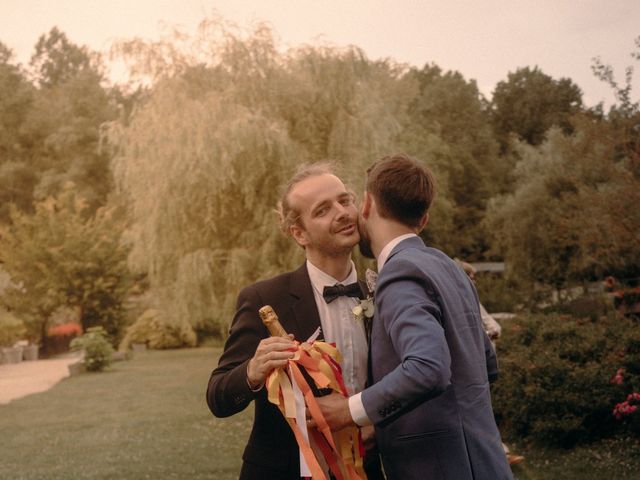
[418,212,429,232]
[290,223,308,248]
[361,191,372,219]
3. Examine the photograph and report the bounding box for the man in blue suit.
[316,154,513,479]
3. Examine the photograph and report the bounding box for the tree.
[397,64,504,259]
[107,19,409,336]
[591,35,640,117]
[491,66,583,148]
[487,38,640,296]
[0,43,34,160]
[485,116,640,291]
[23,68,116,211]
[21,28,116,216]
[0,31,117,224]
[0,43,37,222]
[0,162,38,221]
[29,27,96,88]
[0,186,133,344]
[108,74,303,336]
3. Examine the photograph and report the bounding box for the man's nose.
[334,202,350,218]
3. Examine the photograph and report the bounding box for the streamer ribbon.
[266,340,367,480]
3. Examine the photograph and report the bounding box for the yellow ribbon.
[266,341,367,480]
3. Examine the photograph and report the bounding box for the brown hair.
[276,162,335,235]
[366,153,436,228]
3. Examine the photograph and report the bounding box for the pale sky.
[1,0,639,107]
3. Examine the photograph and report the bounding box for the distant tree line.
[0,19,638,343]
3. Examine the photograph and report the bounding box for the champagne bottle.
[258,305,288,338]
[258,305,332,397]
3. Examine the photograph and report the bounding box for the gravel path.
[0,352,82,405]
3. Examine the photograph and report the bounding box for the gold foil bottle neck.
[259,305,288,338]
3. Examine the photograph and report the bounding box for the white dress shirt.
[348,233,418,426]
[306,260,368,396]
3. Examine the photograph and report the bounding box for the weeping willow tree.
[106,18,413,336]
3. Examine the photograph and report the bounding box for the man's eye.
[340,197,353,206]
[315,207,328,217]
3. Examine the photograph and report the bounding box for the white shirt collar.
[377,233,418,271]
[306,259,358,296]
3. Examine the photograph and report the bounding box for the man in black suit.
[206,163,382,479]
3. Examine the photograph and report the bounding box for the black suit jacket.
[206,264,383,480]
[207,264,322,479]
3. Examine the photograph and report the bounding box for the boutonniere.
[352,296,374,322]
[352,269,377,322]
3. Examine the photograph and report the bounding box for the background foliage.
[0,18,638,345]
[70,325,115,372]
[493,309,640,446]
[0,187,132,344]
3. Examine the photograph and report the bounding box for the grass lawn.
[0,347,252,480]
[508,436,640,479]
[1,347,638,479]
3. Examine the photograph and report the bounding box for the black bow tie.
[322,282,364,304]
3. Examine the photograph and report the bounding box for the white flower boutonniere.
[353,268,377,322]
[352,296,374,322]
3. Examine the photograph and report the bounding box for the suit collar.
[289,263,313,299]
[306,259,358,296]
[383,235,425,268]
[378,233,420,271]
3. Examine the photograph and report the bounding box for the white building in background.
[470,262,505,273]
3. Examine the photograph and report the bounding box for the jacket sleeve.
[206,284,269,417]
[361,259,452,427]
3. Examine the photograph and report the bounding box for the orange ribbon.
[266,341,366,480]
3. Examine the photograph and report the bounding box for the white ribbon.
[290,363,311,477]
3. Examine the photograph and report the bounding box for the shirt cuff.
[246,377,264,392]
[246,364,264,392]
[348,392,372,426]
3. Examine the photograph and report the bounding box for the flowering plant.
[48,322,83,338]
[610,367,625,385]
[613,392,640,420]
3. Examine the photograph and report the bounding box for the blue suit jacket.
[361,236,513,479]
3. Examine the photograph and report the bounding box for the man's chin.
[345,236,361,250]
[328,234,359,255]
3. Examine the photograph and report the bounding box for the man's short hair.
[276,162,335,235]
[366,153,436,228]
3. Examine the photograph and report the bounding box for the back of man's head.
[366,153,436,228]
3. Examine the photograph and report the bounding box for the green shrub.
[0,309,26,347]
[119,309,197,350]
[70,326,115,372]
[474,273,525,312]
[492,311,640,447]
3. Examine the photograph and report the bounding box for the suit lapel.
[288,263,323,342]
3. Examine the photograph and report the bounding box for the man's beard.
[357,217,374,259]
